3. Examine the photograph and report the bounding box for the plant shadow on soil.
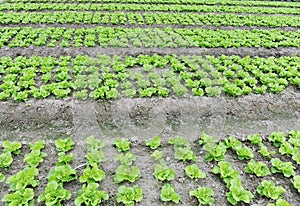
[0,90,300,205]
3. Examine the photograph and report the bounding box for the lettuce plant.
[259,145,276,159]
[47,164,78,183]
[86,150,106,165]
[244,159,270,177]
[185,164,206,179]
[86,136,105,151]
[235,146,253,160]
[0,173,5,182]
[114,139,131,153]
[169,136,197,162]
[257,180,285,200]
[80,164,106,184]
[288,130,300,147]
[267,199,291,206]
[75,183,109,206]
[189,187,214,206]
[145,136,161,150]
[29,140,45,151]
[268,131,286,147]
[114,165,140,183]
[0,152,13,168]
[55,138,74,153]
[24,150,47,167]
[160,184,180,204]
[153,163,176,182]
[2,188,34,206]
[271,158,295,177]
[6,166,39,191]
[212,161,239,187]
[204,142,227,162]
[38,181,71,206]
[151,150,163,160]
[2,140,21,154]
[226,178,253,205]
[292,175,300,192]
[247,133,262,146]
[57,152,74,165]
[279,142,298,156]
[114,152,136,166]
[116,185,143,206]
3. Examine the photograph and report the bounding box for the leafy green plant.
[86,136,105,151]
[279,142,297,156]
[267,199,291,206]
[185,164,206,179]
[0,173,5,182]
[57,152,74,165]
[114,165,140,183]
[80,164,105,184]
[2,140,21,154]
[47,164,78,183]
[244,159,270,177]
[247,133,262,146]
[24,150,47,167]
[114,139,131,153]
[29,140,45,151]
[6,166,39,191]
[189,186,215,206]
[75,183,109,206]
[288,130,300,147]
[86,150,106,165]
[268,131,286,147]
[2,188,34,206]
[257,180,285,200]
[211,161,239,187]
[259,145,276,159]
[160,184,180,204]
[116,185,143,206]
[151,150,163,160]
[38,181,71,206]
[204,142,227,162]
[271,158,295,177]
[235,146,254,160]
[169,136,197,162]
[0,152,13,168]
[292,175,300,192]
[226,178,253,205]
[153,162,176,181]
[114,152,136,166]
[55,138,74,153]
[145,136,161,150]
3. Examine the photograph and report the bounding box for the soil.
[0,89,300,205]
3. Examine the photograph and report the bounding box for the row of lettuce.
[1,12,300,27]
[1,27,300,49]
[4,0,300,8]
[1,2,300,14]
[1,130,300,205]
[0,54,299,101]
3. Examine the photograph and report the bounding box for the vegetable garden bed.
[1,0,300,205]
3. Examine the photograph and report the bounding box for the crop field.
[1,0,300,205]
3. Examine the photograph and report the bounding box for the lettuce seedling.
[0,173,5,182]
[259,145,276,159]
[80,164,106,184]
[29,140,45,151]
[185,164,206,179]
[114,152,136,166]
[116,185,143,206]
[57,152,74,166]
[145,136,161,150]
[267,199,291,206]
[86,150,106,165]
[247,133,262,146]
[75,183,109,206]
[224,136,242,150]
[226,178,253,205]
[2,140,21,154]
[212,161,240,187]
[153,163,176,182]
[204,142,227,162]
[257,180,285,200]
[114,139,131,153]
[288,130,300,147]
[236,146,254,160]
[48,164,78,183]
[292,175,300,192]
[55,138,74,153]
[114,165,140,183]
[174,146,197,162]
[6,167,39,191]
[24,150,47,167]
[198,132,218,146]
[279,142,298,156]
[0,152,13,168]
[292,153,300,164]
[38,181,71,206]
[189,186,214,206]
[244,159,270,177]
[160,184,180,204]
[2,188,34,206]
[271,158,295,177]
[268,131,286,147]
[151,150,163,161]
[86,136,105,151]
[169,136,189,148]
